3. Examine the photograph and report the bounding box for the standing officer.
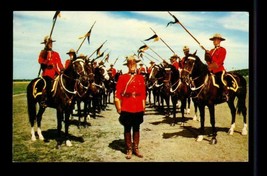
[38,35,64,108]
[114,55,146,159]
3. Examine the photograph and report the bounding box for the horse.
[88,64,110,118]
[26,58,90,147]
[181,54,248,144]
[147,64,163,108]
[71,58,95,128]
[107,70,122,104]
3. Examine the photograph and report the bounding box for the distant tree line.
[229,69,249,77]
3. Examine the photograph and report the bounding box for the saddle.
[32,76,59,98]
[211,72,239,92]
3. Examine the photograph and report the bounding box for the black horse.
[71,58,94,128]
[107,70,122,104]
[147,64,163,108]
[181,55,248,144]
[26,58,89,147]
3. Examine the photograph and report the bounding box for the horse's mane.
[192,55,209,77]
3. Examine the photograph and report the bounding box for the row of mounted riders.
[27,53,248,146]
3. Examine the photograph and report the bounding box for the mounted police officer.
[38,35,64,108]
[114,55,146,159]
[204,33,229,102]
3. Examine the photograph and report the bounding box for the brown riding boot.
[133,132,143,158]
[124,133,132,159]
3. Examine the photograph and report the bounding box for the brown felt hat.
[66,48,76,54]
[183,46,190,52]
[41,35,55,44]
[123,55,141,66]
[209,33,225,41]
[170,54,178,60]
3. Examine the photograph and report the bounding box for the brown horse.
[26,58,89,147]
[181,54,248,144]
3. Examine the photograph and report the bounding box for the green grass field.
[13,81,30,95]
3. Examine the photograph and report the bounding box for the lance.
[76,21,96,53]
[101,51,111,63]
[141,41,168,63]
[113,57,119,66]
[167,11,207,51]
[87,40,107,60]
[38,11,60,77]
[94,48,108,61]
[142,51,160,62]
[149,27,176,55]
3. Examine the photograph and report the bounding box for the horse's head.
[72,58,90,86]
[94,65,110,83]
[181,54,208,81]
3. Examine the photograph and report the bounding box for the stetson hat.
[41,35,55,44]
[99,60,104,65]
[77,53,86,59]
[123,55,141,66]
[170,54,178,60]
[183,45,190,52]
[66,48,76,54]
[209,33,225,41]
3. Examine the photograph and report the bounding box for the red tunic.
[172,60,179,70]
[109,67,117,78]
[115,73,146,113]
[207,46,226,73]
[137,67,146,75]
[38,50,64,79]
[65,59,71,69]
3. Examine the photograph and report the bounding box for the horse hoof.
[196,135,204,142]
[210,138,217,145]
[31,136,37,141]
[241,129,248,135]
[66,140,72,147]
[228,129,234,135]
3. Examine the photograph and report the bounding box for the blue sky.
[13,11,249,79]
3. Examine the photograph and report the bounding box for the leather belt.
[122,92,141,98]
[47,65,54,69]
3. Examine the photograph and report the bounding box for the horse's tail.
[237,75,247,114]
[27,81,37,126]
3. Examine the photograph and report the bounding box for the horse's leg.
[56,109,64,148]
[165,95,170,117]
[28,98,37,141]
[36,107,45,140]
[64,110,72,147]
[180,97,186,126]
[186,97,191,114]
[196,103,205,142]
[193,99,199,121]
[208,104,217,144]
[237,90,248,135]
[83,100,89,128]
[76,100,82,129]
[227,96,237,135]
[171,96,177,126]
[240,104,248,136]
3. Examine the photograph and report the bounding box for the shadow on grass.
[108,139,125,154]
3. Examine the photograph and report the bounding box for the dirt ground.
[12,92,249,163]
